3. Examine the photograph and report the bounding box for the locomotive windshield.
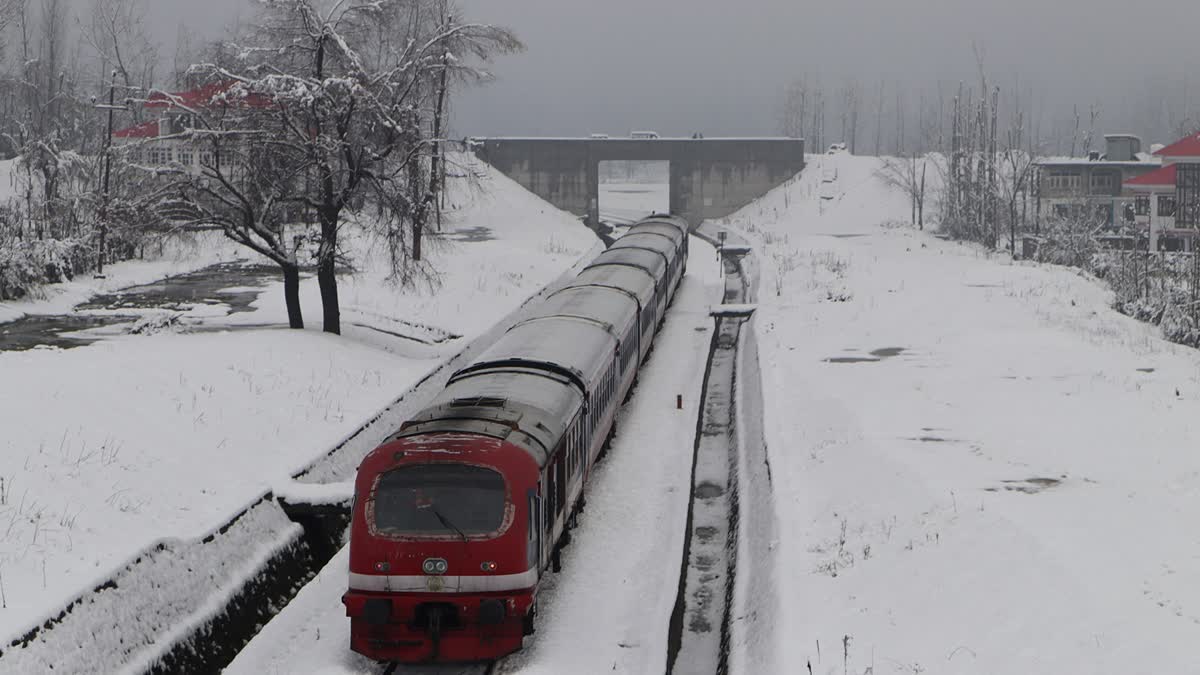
[372,463,506,537]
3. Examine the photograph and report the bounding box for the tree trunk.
[318,214,340,335]
[283,262,304,329]
[918,162,926,230]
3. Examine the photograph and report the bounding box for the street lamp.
[91,71,131,277]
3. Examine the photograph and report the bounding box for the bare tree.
[1082,103,1100,156]
[840,81,860,154]
[999,109,1038,257]
[878,154,928,229]
[83,0,159,99]
[776,77,808,139]
[163,0,521,334]
[873,80,884,156]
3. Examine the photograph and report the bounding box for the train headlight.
[480,561,497,572]
[423,557,448,575]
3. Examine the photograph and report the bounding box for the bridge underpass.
[471,137,806,227]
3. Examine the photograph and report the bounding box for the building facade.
[111,82,268,175]
[1123,133,1200,251]
[1035,134,1161,229]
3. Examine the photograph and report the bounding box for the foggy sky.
[143,0,1200,143]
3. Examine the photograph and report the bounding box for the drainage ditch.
[666,224,757,675]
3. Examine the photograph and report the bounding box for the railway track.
[666,224,758,675]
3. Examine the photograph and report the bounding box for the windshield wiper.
[430,504,468,544]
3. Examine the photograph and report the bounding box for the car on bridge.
[630,131,660,139]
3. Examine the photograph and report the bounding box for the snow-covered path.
[226,235,724,674]
[728,154,1200,673]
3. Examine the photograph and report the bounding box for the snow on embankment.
[0,158,598,671]
[720,153,1200,672]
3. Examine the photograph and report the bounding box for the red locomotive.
[342,215,690,663]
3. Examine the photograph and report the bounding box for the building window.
[1159,196,1177,218]
[178,146,194,165]
[1135,196,1151,216]
[1178,164,1200,227]
[1090,172,1114,192]
[1047,170,1082,191]
[1054,204,1070,219]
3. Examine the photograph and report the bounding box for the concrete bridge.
[471,137,806,226]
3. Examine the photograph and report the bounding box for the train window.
[372,464,506,538]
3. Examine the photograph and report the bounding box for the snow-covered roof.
[1035,156,1159,167]
[1124,163,1177,190]
[472,136,800,142]
[112,119,159,139]
[144,81,272,111]
[1154,133,1200,157]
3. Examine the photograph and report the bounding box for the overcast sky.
[143,0,1200,141]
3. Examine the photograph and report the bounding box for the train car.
[342,215,690,664]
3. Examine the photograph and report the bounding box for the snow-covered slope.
[0,157,598,654]
[724,153,1200,673]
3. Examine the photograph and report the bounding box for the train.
[342,214,691,663]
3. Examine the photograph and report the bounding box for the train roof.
[587,247,667,281]
[460,315,616,392]
[634,215,689,237]
[394,369,583,464]
[570,265,656,306]
[608,232,677,260]
[533,285,639,340]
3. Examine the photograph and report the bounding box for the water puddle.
[825,346,907,364]
[78,262,280,315]
[2,262,284,351]
[438,226,494,243]
[985,477,1063,494]
[0,314,139,351]
[694,482,724,499]
[1137,368,1156,373]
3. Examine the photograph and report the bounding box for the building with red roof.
[1152,133,1200,164]
[110,81,272,173]
[1121,132,1200,250]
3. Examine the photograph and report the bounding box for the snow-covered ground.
[0,159,598,650]
[226,235,724,674]
[723,153,1200,673]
